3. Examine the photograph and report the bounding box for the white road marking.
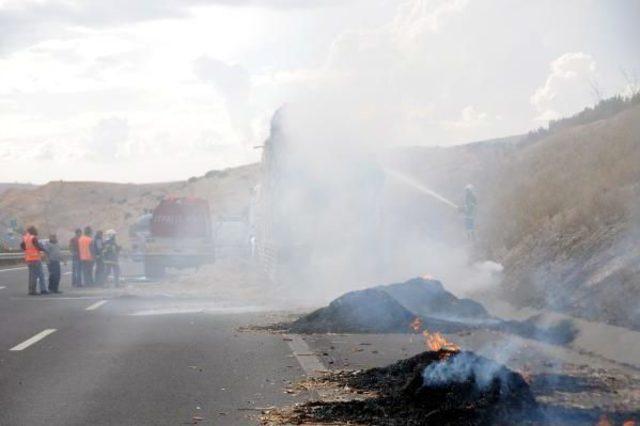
[63,272,72,276]
[0,266,27,272]
[11,296,108,301]
[129,305,271,316]
[85,300,108,311]
[284,334,327,377]
[10,329,57,351]
[0,286,6,290]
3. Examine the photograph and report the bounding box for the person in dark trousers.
[45,234,63,294]
[21,226,48,295]
[102,229,121,287]
[78,226,94,286]
[69,228,83,287]
[463,184,478,241]
[93,230,105,285]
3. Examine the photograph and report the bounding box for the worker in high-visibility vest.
[21,226,48,295]
[69,228,83,287]
[78,226,95,286]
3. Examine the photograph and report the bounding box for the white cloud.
[531,52,597,122]
[445,105,492,129]
[0,0,638,183]
[394,0,469,39]
[194,56,254,144]
[86,117,130,162]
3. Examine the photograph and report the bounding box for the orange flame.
[410,317,423,333]
[423,330,460,352]
[623,420,636,426]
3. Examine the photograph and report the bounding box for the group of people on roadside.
[21,225,121,295]
[68,226,121,288]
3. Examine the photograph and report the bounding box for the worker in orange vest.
[78,226,95,286]
[21,226,48,295]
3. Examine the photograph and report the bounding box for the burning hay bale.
[263,349,539,425]
[283,277,491,334]
[287,288,416,334]
[381,277,490,320]
[278,277,578,346]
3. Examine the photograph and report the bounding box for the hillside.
[386,102,640,330]
[0,183,36,196]
[483,104,640,329]
[0,164,260,246]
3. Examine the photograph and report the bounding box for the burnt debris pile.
[287,277,490,334]
[282,276,578,345]
[382,277,489,320]
[288,288,415,333]
[276,349,539,425]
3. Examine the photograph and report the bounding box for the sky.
[0,0,638,184]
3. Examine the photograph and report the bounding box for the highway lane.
[0,265,312,426]
[0,265,92,352]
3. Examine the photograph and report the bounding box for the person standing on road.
[92,230,105,285]
[45,234,63,294]
[463,184,477,241]
[21,226,48,295]
[102,229,121,287]
[78,226,94,286]
[69,228,83,287]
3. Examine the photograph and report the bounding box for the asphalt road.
[3,262,639,425]
[0,264,308,426]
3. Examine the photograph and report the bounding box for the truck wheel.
[144,257,166,279]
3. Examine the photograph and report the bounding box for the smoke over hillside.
[257,95,640,330]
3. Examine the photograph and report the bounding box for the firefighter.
[21,226,48,295]
[102,229,121,287]
[93,230,105,285]
[78,226,94,286]
[463,184,477,240]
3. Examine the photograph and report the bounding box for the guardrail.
[0,252,24,267]
[0,253,23,260]
[0,251,72,267]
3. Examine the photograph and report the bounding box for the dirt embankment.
[484,105,640,329]
[0,164,259,245]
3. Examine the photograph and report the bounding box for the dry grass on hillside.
[483,105,640,257]
[480,105,640,327]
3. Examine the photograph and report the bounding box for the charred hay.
[288,288,415,334]
[279,277,578,346]
[285,278,490,334]
[265,350,539,425]
[381,277,489,320]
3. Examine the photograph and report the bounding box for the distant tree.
[525,91,640,145]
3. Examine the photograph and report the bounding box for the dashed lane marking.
[284,334,327,377]
[10,329,57,351]
[0,286,5,290]
[85,300,108,311]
